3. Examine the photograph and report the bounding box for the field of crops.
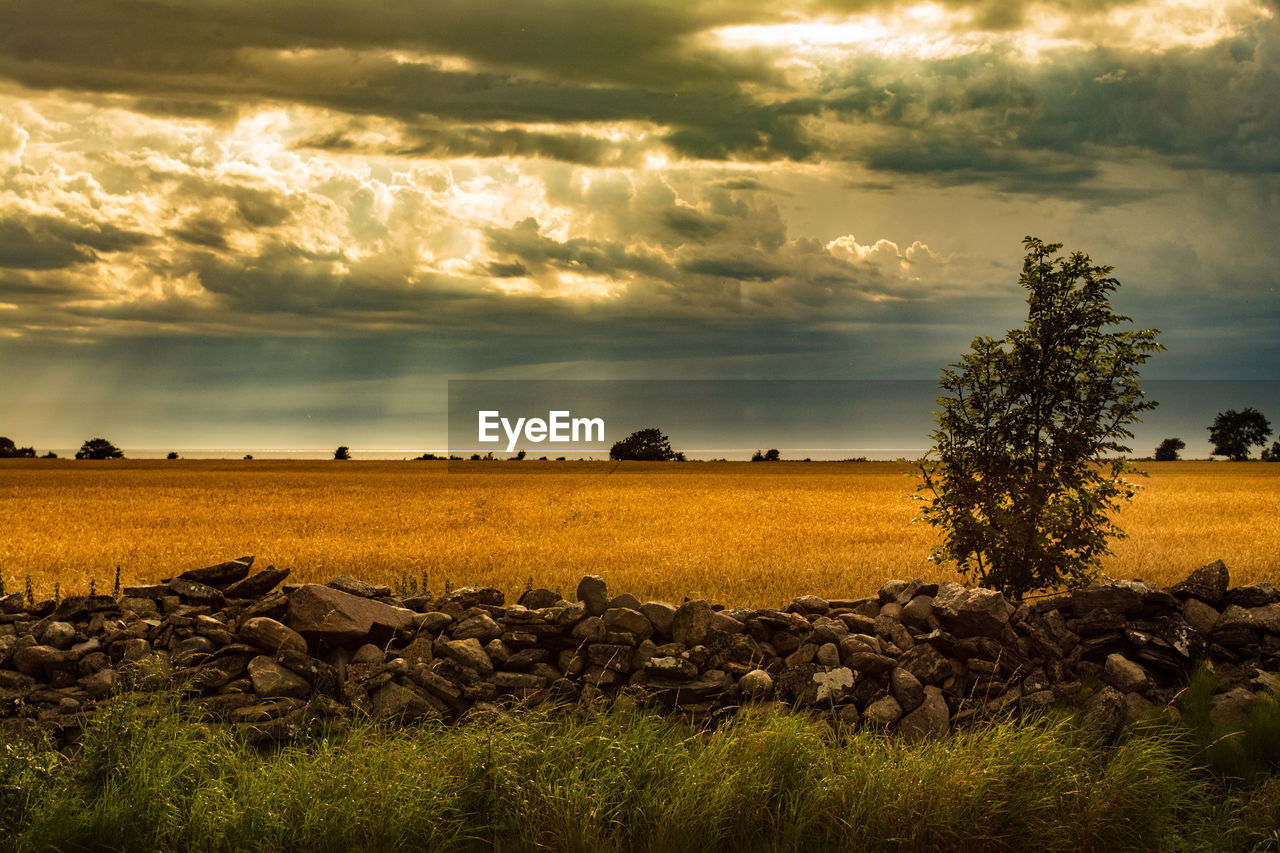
[1,459,1276,607]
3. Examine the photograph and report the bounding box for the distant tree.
[511,449,526,460]
[763,448,781,461]
[1153,438,1185,461]
[1261,440,1280,462]
[75,438,123,460]
[470,453,481,461]
[334,445,351,460]
[243,454,253,460]
[0,437,35,458]
[1208,408,1272,460]
[42,451,57,459]
[915,236,1162,598]
[751,450,764,462]
[610,428,682,461]
[166,451,180,460]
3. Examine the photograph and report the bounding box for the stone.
[709,611,745,635]
[1209,687,1258,727]
[167,578,225,607]
[671,600,713,646]
[517,587,560,610]
[81,667,117,699]
[877,580,911,604]
[350,644,385,664]
[1223,583,1278,609]
[369,682,435,719]
[51,595,118,622]
[238,617,308,655]
[0,592,25,614]
[932,583,1015,638]
[1183,598,1221,635]
[1104,654,1151,694]
[789,595,829,615]
[576,575,609,616]
[439,587,504,610]
[640,601,677,637]
[645,656,699,679]
[898,643,951,685]
[41,621,77,650]
[176,556,254,588]
[453,613,503,643]
[864,695,904,727]
[812,667,855,704]
[608,592,643,611]
[1171,560,1230,605]
[815,642,841,667]
[1083,686,1125,739]
[119,596,159,616]
[247,656,311,699]
[845,651,896,675]
[286,584,415,645]
[14,645,76,678]
[890,667,925,713]
[327,575,391,598]
[898,686,949,740]
[602,607,653,641]
[1122,692,1154,723]
[570,616,607,642]
[739,668,774,701]
[901,595,934,628]
[443,638,494,676]
[224,566,291,599]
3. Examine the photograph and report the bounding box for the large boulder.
[932,583,1015,638]
[286,584,415,645]
[174,556,254,589]
[1171,560,1230,606]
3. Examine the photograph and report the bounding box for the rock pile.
[0,557,1276,744]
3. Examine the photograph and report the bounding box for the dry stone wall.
[0,556,1276,745]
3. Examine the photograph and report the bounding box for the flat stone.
[167,578,225,607]
[327,575,391,599]
[645,656,698,679]
[932,583,1015,638]
[1171,560,1230,605]
[224,566,291,599]
[640,601,677,636]
[602,607,653,641]
[247,656,311,699]
[443,638,494,675]
[812,667,855,704]
[286,584,415,645]
[453,613,503,643]
[238,617,307,655]
[438,587,504,610]
[1104,654,1150,694]
[51,595,118,622]
[845,651,896,675]
[1223,583,1278,609]
[576,576,609,616]
[176,556,254,588]
[608,592,643,611]
[13,645,77,677]
[369,682,435,718]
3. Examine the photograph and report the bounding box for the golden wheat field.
[0,459,1276,607]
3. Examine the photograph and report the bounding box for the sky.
[0,0,1277,456]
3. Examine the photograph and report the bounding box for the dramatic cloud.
[0,0,1276,450]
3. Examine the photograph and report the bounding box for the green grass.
[0,693,1277,852]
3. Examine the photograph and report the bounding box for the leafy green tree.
[1153,437,1185,461]
[610,428,682,461]
[334,445,351,460]
[1262,440,1280,462]
[1207,408,1271,461]
[75,438,123,460]
[915,237,1162,598]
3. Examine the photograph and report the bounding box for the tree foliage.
[915,237,1162,598]
[75,438,123,460]
[1261,440,1280,462]
[334,445,351,460]
[0,437,35,458]
[1153,437,1185,461]
[1207,408,1271,461]
[609,428,683,461]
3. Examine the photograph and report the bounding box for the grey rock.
[176,555,254,588]
[644,656,698,679]
[238,617,308,655]
[811,667,855,704]
[517,587,560,609]
[350,643,385,664]
[286,584,415,644]
[570,616,607,642]
[443,638,494,675]
[576,575,609,616]
[1209,687,1258,727]
[1171,559,1230,605]
[453,613,503,643]
[51,595,118,622]
[602,607,653,641]
[671,600,713,646]
[1223,583,1278,609]
[1104,654,1150,694]
[327,575,391,598]
[247,656,311,699]
[932,583,1015,638]
[41,621,77,650]
[815,642,841,667]
[901,595,934,628]
[167,578,225,607]
[640,601,677,637]
[14,645,76,677]
[864,695,904,727]
[81,667,117,699]
[608,592,642,611]
[891,667,925,713]
[898,686,949,740]
[225,566,291,599]
[1183,598,1221,635]
[369,682,435,718]
[738,668,774,700]
[1083,686,1125,739]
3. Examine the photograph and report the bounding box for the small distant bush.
[1154,438,1185,461]
[166,452,179,460]
[75,438,123,460]
[610,428,684,461]
[333,445,351,460]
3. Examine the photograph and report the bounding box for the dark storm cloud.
[0,214,152,270]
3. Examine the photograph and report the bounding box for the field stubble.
[0,460,1276,607]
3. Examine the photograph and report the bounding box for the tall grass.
[1,694,1273,852]
[1,459,1277,605]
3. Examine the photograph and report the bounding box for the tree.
[1154,437,1185,461]
[166,452,180,460]
[1207,408,1271,460]
[610,428,682,461]
[75,438,123,460]
[915,237,1162,598]
[1262,440,1280,462]
[0,437,35,458]
[334,445,351,460]
[764,448,780,461]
